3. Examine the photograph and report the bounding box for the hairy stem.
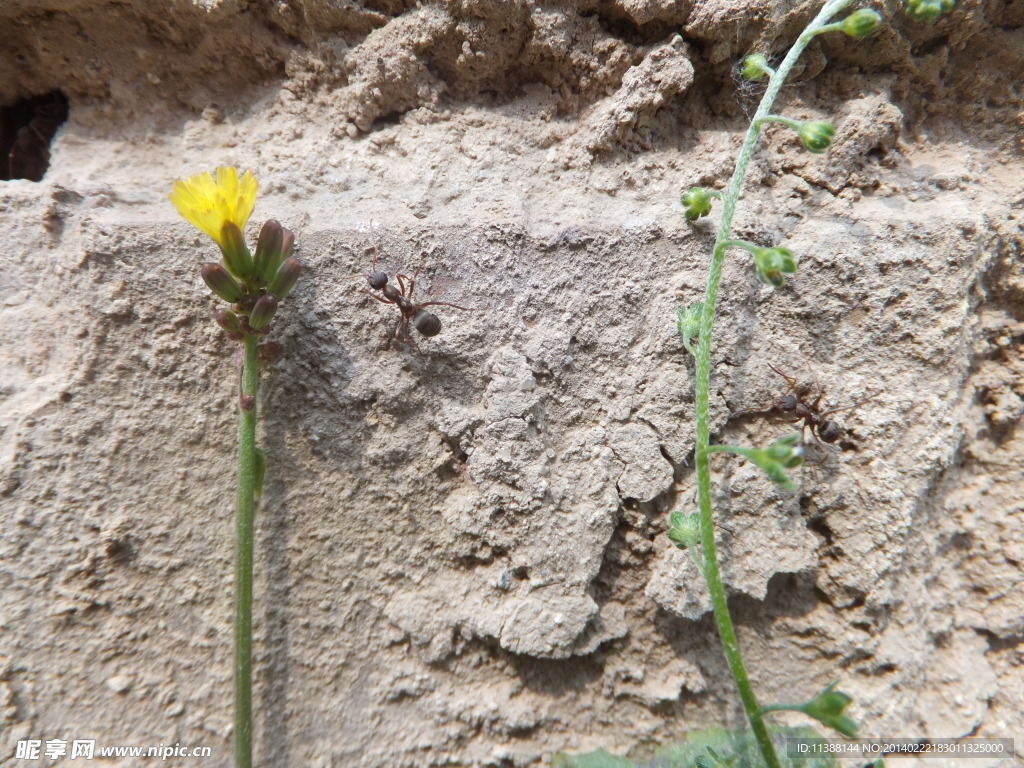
[235,335,259,768]
[691,2,852,766]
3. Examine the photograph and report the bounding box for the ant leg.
[809,387,826,412]
[767,363,801,399]
[395,271,419,301]
[394,315,417,345]
[806,429,833,466]
[367,293,397,305]
[415,300,483,312]
[819,391,879,419]
[728,403,776,420]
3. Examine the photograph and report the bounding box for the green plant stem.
[758,703,808,714]
[690,2,852,766]
[234,334,259,768]
[757,115,803,131]
[707,444,756,459]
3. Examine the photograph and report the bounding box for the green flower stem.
[718,239,764,258]
[758,703,805,714]
[756,115,802,131]
[234,334,259,768]
[707,444,756,459]
[691,2,852,766]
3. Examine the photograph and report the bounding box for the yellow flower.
[169,167,258,247]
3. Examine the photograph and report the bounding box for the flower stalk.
[234,333,259,768]
[170,167,299,768]
[688,2,855,766]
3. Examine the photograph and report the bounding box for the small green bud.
[742,53,772,81]
[733,434,804,490]
[248,293,279,331]
[253,219,285,285]
[268,257,302,300]
[766,433,805,469]
[677,302,703,355]
[218,221,254,279]
[841,8,882,37]
[752,246,798,288]
[797,120,835,153]
[905,0,954,22]
[802,682,859,738]
[680,187,715,221]
[201,262,245,303]
[667,510,701,550]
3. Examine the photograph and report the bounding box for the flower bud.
[218,221,254,279]
[680,187,715,221]
[248,294,279,331]
[677,302,703,356]
[766,434,804,468]
[201,262,245,303]
[667,510,701,550]
[268,257,301,300]
[735,434,804,490]
[742,53,772,81]
[253,219,285,285]
[841,8,882,37]
[801,682,859,738]
[797,120,835,153]
[280,227,295,259]
[752,246,798,288]
[905,0,954,23]
[215,308,243,339]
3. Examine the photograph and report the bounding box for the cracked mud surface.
[1,1,1022,766]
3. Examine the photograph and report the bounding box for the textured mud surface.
[1,1,1023,766]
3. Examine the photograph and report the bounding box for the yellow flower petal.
[169,167,258,247]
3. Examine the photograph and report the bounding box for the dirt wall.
[1,1,1022,766]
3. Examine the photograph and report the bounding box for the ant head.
[368,271,388,290]
[779,393,798,412]
[413,310,441,337]
[819,420,842,443]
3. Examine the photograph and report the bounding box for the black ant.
[347,247,478,341]
[730,364,875,453]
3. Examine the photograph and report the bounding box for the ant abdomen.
[818,420,842,443]
[368,271,388,290]
[413,310,441,337]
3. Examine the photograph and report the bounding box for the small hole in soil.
[1,91,69,182]
[370,110,402,131]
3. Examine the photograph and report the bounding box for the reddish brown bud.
[248,293,279,331]
[268,257,301,300]
[201,263,245,303]
[253,220,284,284]
[215,309,243,339]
